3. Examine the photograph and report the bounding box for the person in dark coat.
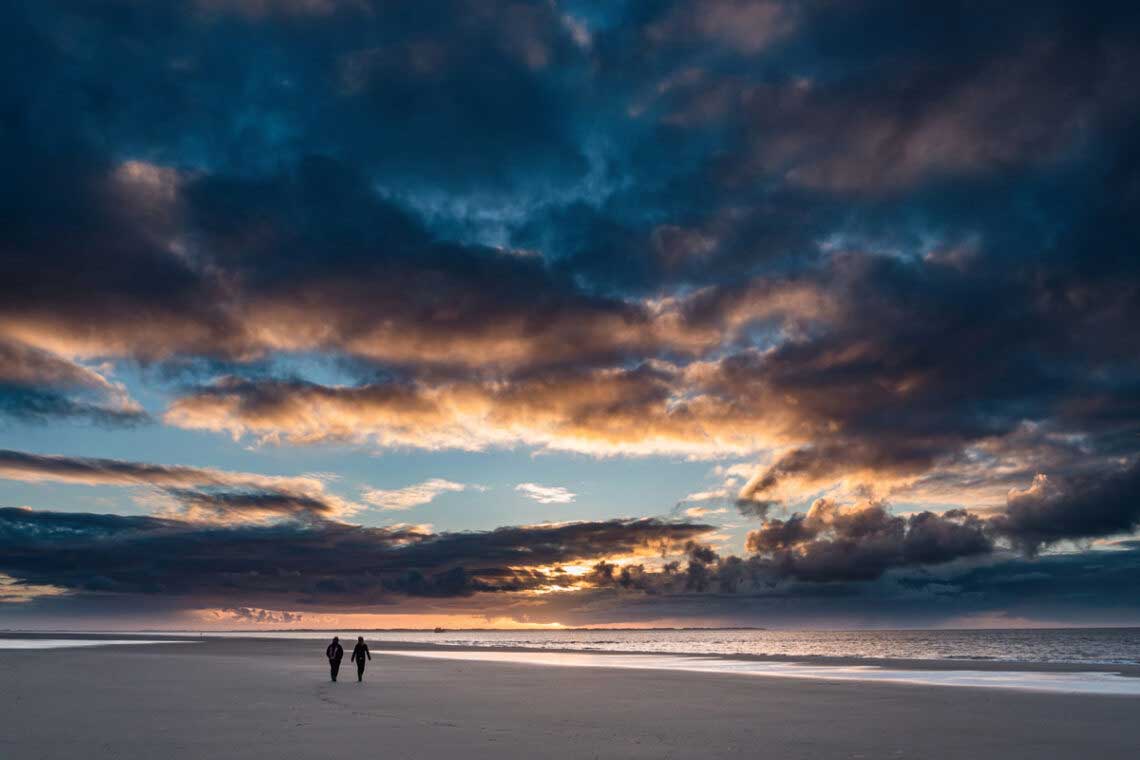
[326,636,344,682]
[351,636,371,682]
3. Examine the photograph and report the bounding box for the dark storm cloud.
[4,0,1136,378]
[0,449,257,487]
[528,0,1140,289]
[718,247,1140,502]
[0,1,650,372]
[743,499,992,582]
[0,449,354,522]
[176,228,1140,464]
[1,0,1140,623]
[0,507,712,605]
[0,143,657,369]
[723,22,1137,193]
[161,488,343,521]
[734,499,776,520]
[501,543,1140,628]
[582,501,995,592]
[212,606,303,625]
[640,0,1139,182]
[0,495,1132,623]
[0,341,146,425]
[163,365,762,455]
[175,158,678,370]
[5,0,592,191]
[990,463,1140,555]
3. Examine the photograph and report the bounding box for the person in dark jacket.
[351,636,371,682]
[326,636,344,682]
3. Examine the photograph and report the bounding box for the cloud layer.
[1,1,1138,624]
[515,483,576,504]
[0,507,712,606]
[362,479,474,511]
[0,449,355,523]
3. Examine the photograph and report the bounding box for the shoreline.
[3,631,1140,678]
[3,637,1139,759]
[2,633,1140,679]
[382,648,1140,696]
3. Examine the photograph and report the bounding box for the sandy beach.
[2,637,1138,759]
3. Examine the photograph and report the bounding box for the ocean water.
[0,639,191,650]
[4,630,1137,694]
[202,627,1140,666]
[386,649,1140,696]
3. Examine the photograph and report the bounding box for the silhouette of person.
[351,636,371,682]
[326,636,344,682]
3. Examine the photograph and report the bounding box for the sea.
[184,627,1140,666]
[5,628,1140,695]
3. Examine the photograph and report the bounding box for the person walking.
[351,636,371,682]
[326,636,344,682]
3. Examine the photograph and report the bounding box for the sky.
[1,0,1139,631]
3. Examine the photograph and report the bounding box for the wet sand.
[1,636,1138,759]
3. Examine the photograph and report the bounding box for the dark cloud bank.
[3,493,1140,626]
[0,449,354,522]
[1,0,1139,623]
[0,507,710,604]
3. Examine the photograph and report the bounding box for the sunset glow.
[1,0,1138,633]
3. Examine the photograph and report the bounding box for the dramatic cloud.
[731,39,1136,192]
[0,573,67,604]
[162,367,776,456]
[499,542,1140,628]
[195,0,365,19]
[515,483,575,504]
[744,498,993,582]
[683,506,728,518]
[0,508,713,607]
[207,606,304,625]
[158,488,349,522]
[646,0,799,55]
[0,449,355,522]
[1,1,1139,624]
[991,463,1140,554]
[0,449,303,490]
[362,479,473,511]
[0,341,146,425]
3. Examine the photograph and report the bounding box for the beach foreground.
[2,637,1138,759]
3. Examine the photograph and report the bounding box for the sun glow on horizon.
[188,610,572,631]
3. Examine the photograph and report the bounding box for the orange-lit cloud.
[0,573,69,604]
[0,449,358,523]
[362,478,477,510]
[0,507,717,609]
[0,340,145,425]
[515,483,575,504]
[162,360,799,457]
